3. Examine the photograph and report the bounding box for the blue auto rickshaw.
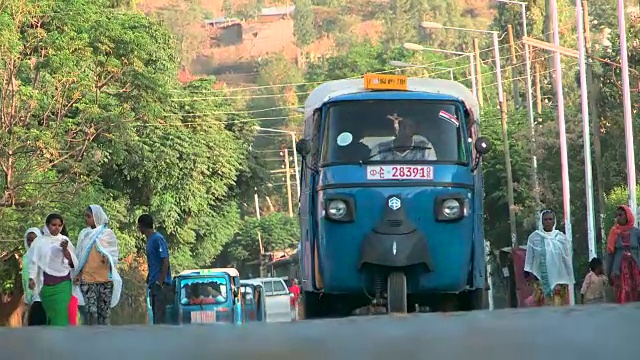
[295,74,492,317]
[240,281,267,322]
[146,268,244,324]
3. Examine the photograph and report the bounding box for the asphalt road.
[1,304,638,360]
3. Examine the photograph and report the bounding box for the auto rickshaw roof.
[240,280,264,289]
[178,268,240,277]
[303,77,479,121]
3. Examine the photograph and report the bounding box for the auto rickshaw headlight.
[442,199,461,218]
[434,195,465,222]
[327,200,347,219]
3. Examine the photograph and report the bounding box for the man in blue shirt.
[138,214,172,324]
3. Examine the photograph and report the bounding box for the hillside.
[136,0,495,86]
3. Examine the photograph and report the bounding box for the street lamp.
[388,60,455,81]
[421,22,519,251]
[255,127,300,199]
[496,0,540,211]
[402,43,478,101]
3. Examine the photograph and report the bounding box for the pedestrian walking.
[580,257,608,304]
[524,210,575,307]
[138,214,172,324]
[27,213,78,326]
[289,278,300,320]
[74,205,122,325]
[605,205,640,304]
[22,227,47,326]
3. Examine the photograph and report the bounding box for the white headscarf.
[27,215,79,297]
[24,227,42,250]
[524,210,575,291]
[74,205,122,308]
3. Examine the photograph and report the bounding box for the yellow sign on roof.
[363,73,408,91]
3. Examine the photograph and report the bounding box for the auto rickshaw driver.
[369,113,437,161]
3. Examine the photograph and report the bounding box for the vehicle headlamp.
[327,200,347,219]
[434,195,465,222]
[442,199,461,218]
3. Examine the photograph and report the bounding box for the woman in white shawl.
[27,213,79,326]
[74,205,122,325]
[524,210,575,306]
[22,227,46,325]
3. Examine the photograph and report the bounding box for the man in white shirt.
[369,113,437,161]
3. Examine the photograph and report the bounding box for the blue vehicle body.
[296,77,490,316]
[146,268,243,325]
[239,281,267,323]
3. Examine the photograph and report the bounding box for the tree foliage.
[0,0,263,289]
[227,212,300,263]
[293,0,317,48]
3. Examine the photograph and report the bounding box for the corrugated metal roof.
[260,5,295,16]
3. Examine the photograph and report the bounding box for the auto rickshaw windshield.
[179,277,228,305]
[321,100,467,164]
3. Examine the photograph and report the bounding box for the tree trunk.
[0,256,25,327]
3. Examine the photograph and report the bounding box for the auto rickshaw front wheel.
[387,272,408,314]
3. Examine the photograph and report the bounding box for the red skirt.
[613,254,640,304]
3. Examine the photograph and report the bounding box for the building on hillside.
[204,17,243,47]
[255,6,295,23]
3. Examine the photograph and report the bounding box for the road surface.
[1,304,638,360]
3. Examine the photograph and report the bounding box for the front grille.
[387,220,403,227]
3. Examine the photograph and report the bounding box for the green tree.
[0,0,179,323]
[379,0,418,48]
[0,0,268,303]
[222,0,234,16]
[227,212,300,264]
[293,0,317,48]
[156,0,210,67]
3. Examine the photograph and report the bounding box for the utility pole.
[576,0,597,261]
[491,31,518,249]
[583,1,606,252]
[473,38,484,108]
[283,148,294,218]
[507,25,521,108]
[254,188,265,277]
[616,0,638,223]
[535,62,542,115]
[551,0,575,305]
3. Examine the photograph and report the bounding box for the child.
[581,257,608,305]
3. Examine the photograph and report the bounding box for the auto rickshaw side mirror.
[296,138,312,158]
[474,137,492,156]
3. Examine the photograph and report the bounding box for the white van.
[244,277,292,322]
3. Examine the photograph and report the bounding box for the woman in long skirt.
[524,210,575,307]
[27,214,78,326]
[74,205,121,325]
[606,205,640,304]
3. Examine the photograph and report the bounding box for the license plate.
[366,165,434,180]
[191,311,217,323]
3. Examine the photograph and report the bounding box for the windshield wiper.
[362,145,432,163]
